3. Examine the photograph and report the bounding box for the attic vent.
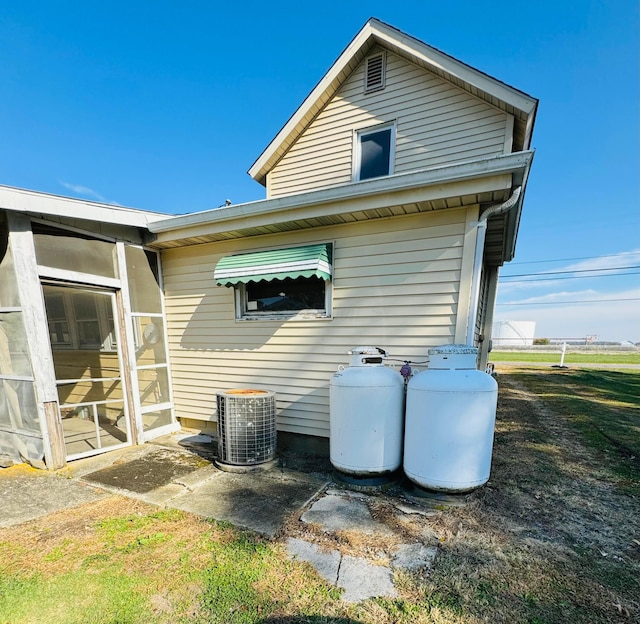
[364,52,386,93]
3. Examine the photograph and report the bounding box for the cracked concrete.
[286,535,437,603]
[300,492,394,535]
[289,490,440,602]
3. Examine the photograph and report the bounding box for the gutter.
[465,185,522,346]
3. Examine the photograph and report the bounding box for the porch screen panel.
[0,221,19,308]
[125,246,173,432]
[33,224,118,279]
[0,379,38,432]
[126,247,162,312]
[0,313,31,378]
[131,316,167,365]
[0,217,42,463]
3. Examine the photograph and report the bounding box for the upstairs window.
[364,52,386,93]
[354,123,395,181]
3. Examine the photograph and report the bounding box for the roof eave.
[0,184,164,229]
[151,151,534,239]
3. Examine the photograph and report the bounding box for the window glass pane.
[72,294,101,348]
[359,129,391,180]
[137,367,170,407]
[126,246,162,313]
[141,408,173,432]
[0,379,39,432]
[44,292,72,346]
[0,225,20,308]
[73,293,98,320]
[132,316,167,365]
[0,312,32,377]
[246,276,325,313]
[77,321,102,348]
[33,225,117,278]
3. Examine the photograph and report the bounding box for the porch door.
[43,284,132,460]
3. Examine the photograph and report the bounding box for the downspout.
[466,186,522,346]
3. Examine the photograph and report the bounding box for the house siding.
[267,50,509,198]
[161,207,474,438]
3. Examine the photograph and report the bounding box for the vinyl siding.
[161,208,472,438]
[268,50,509,198]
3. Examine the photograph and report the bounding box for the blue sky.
[1,1,638,342]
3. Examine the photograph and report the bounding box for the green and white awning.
[214,243,332,286]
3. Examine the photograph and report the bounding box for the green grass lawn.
[490,350,640,364]
[1,368,639,624]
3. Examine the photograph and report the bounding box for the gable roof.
[248,18,538,186]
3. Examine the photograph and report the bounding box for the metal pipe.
[466,186,522,346]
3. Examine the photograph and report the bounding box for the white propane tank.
[404,344,498,493]
[330,346,404,478]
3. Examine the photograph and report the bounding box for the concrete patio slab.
[337,555,397,603]
[391,543,438,571]
[0,465,107,528]
[82,447,210,493]
[170,469,329,537]
[286,537,341,584]
[301,492,394,535]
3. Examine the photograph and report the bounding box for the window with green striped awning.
[214,243,332,286]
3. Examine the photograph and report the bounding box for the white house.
[0,19,537,468]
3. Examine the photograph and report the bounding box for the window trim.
[353,121,396,182]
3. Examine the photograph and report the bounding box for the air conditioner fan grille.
[216,390,276,466]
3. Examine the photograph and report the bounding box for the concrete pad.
[337,555,397,603]
[0,467,107,528]
[301,493,393,535]
[138,482,190,506]
[65,444,159,479]
[154,433,217,462]
[173,464,220,489]
[82,447,210,494]
[170,470,328,537]
[286,537,341,584]
[391,543,438,571]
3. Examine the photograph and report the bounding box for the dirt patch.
[489,375,639,556]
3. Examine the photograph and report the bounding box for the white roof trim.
[248,18,538,183]
[0,184,162,228]
[151,151,534,234]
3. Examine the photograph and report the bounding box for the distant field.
[490,351,640,365]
